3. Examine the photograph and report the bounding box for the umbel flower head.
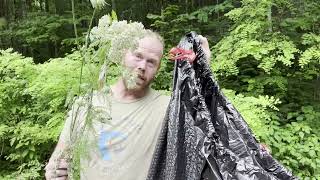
[90,15,148,63]
[89,0,106,9]
[90,14,151,89]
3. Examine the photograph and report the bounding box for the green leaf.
[15,142,24,149]
[299,132,304,139]
[111,10,118,21]
[22,149,29,158]
[10,138,16,146]
[309,150,316,158]
[297,115,304,121]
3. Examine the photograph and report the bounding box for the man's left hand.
[198,35,211,62]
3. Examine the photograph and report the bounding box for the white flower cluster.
[90,15,147,64]
[122,68,139,89]
[90,0,106,9]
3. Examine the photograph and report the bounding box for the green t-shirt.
[46,88,170,180]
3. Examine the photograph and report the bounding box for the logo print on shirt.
[98,130,127,161]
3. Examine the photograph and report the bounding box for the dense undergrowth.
[0,0,319,179]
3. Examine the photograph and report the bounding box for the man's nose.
[137,60,147,71]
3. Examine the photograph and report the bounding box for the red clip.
[169,47,196,63]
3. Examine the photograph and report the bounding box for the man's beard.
[122,70,149,90]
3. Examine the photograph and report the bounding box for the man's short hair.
[144,30,164,47]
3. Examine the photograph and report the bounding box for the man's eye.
[147,60,156,67]
[135,53,143,59]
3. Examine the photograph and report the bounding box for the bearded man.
[45,31,211,180]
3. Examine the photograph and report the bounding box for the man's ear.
[157,51,164,71]
[156,59,162,71]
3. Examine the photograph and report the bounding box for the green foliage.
[0,49,49,178]
[0,0,94,62]
[299,33,320,68]
[223,89,281,139]
[151,55,174,91]
[265,120,320,179]
[148,1,234,47]
[213,0,299,76]
[0,49,95,178]
[13,14,72,44]
[148,2,235,91]
[147,5,198,46]
[203,0,319,178]
[1,0,319,179]
[277,0,320,36]
[225,89,320,179]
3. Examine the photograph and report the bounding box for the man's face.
[123,36,163,90]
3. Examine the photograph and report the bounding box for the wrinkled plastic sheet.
[147,32,297,180]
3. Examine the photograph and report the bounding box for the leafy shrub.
[225,89,320,179]
[0,49,94,178]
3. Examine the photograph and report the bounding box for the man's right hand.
[45,158,69,180]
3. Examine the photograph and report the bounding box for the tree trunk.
[112,0,116,11]
[54,40,58,57]
[185,0,188,13]
[11,0,16,20]
[191,0,194,10]
[0,0,5,17]
[55,0,65,14]
[39,0,43,11]
[45,0,49,12]
[267,4,272,32]
[26,0,32,12]
[21,0,27,17]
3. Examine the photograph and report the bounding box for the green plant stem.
[78,9,97,93]
[71,0,78,42]
[85,9,97,49]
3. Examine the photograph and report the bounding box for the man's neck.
[110,78,149,103]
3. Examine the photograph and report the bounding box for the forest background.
[0,0,319,179]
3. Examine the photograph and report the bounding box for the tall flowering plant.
[89,15,149,90]
[55,1,152,179]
